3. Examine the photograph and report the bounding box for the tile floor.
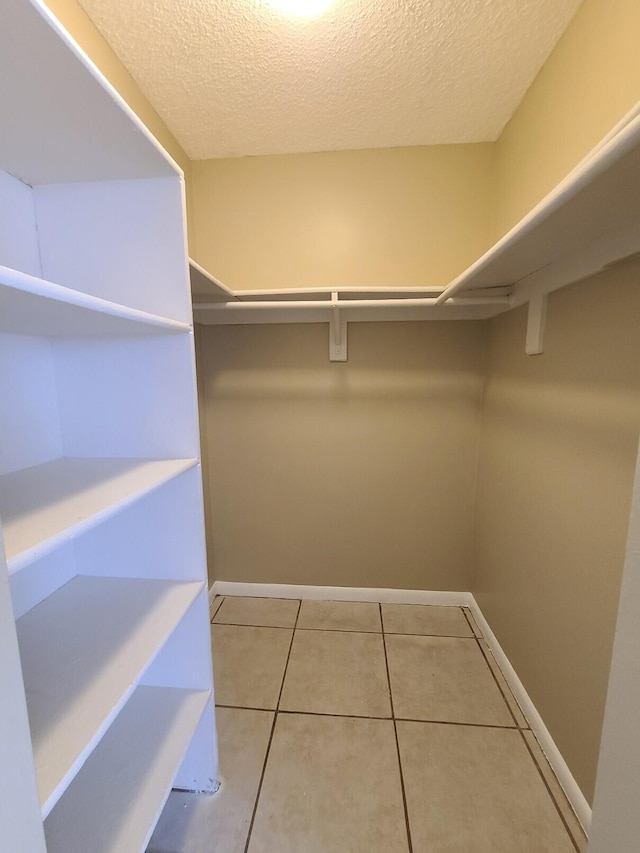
[148,596,588,853]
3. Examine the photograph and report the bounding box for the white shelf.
[1,457,198,573]
[1,0,176,186]
[189,258,238,303]
[15,576,204,817]
[438,104,640,306]
[43,686,210,853]
[0,266,190,338]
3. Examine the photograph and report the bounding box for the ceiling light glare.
[267,0,334,19]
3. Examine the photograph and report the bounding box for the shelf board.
[1,1,176,185]
[16,576,204,818]
[0,265,190,338]
[43,686,210,853]
[438,107,640,304]
[189,259,238,303]
[189,260,511,324]
[1,457,198,573]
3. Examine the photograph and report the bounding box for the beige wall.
[472,0,640,806]
[191,145,496,291]
[474,260,640,802]
[494,0,640,237]
[43,0,196,245]
[197,321,486,589]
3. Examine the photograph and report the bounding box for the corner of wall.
[470,318,491,592]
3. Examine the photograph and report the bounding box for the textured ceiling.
[77,0,584,160]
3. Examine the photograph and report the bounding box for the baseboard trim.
[208,584,217,607]
[212,579,591,832]
[468,596,592,833]
[211,581,473,607]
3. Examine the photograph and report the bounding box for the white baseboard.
[211,581,473,606]
[212,580,590,833]
[208,584,217,607]
[468,596,592,834]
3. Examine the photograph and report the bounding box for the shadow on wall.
[195,321,487,592]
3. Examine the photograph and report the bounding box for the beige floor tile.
[478,639,528,728]
[523,730,588,852]
[397,722,576,852]
[213,596,299,628]
[212,624,293,709]
[280,630,391,717]
[382,604,473,637]
[147,707,273,853]
[386,635,513,725]
[297,599,381,632]
[248,714,408,853]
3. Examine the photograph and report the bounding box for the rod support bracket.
[329,292,348,361]
[526,292,547,355]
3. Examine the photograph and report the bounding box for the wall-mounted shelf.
[435,103,640,313]
[190,259,239,303]
[190,269,512,324]
[190,100,640,358]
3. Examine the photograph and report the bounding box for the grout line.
[470,626,521,730]
[223,595,302,603]
[242,599,302,853]
[216,704,390,720]
[461,605,481,638]
[213,622,371,632]
[296,625,382,634]
[276,708,393,721]
[518,729,582,853]
[216,704,520,729]
[395,716,519,730]
[476,639,530,730]
[211,620,474,639]
[210,595,226,623]
[211,621,296,631]
[210,595,227,623]
[380,603,414,853]
[385,631,477,639]
[216,703,277,713]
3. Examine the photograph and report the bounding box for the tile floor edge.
[468,596,592,836]
[210,580,591,838]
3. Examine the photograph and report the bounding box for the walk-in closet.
[3,0,640,851]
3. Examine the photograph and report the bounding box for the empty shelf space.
[1,457,198,572]
[16,575,204,817]
[43,686,210,853]
[0,265,190,338]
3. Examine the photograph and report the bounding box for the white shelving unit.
[1,1,217,851]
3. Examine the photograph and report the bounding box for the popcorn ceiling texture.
[77,0,583,160]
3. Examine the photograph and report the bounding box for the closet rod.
[196,295,510,312]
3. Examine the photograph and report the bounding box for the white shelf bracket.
[329,292,347,362]
[526,293,547,355]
